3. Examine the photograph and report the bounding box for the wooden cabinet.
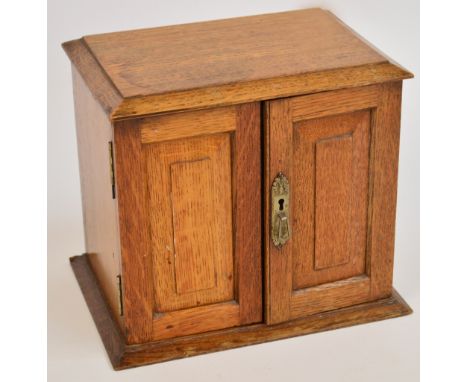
[63,8,413,370]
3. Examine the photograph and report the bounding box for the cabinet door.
[265,83,402,324]
[114,104,262,343]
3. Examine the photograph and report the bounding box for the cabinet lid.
[63,8,412,120]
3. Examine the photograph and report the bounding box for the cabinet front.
[265,83,402,324]
[114,104,262,343]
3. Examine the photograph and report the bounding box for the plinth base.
[70,253,412,370]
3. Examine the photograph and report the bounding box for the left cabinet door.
[113,104,262,344]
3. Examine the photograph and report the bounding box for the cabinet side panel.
[71,66,122,326]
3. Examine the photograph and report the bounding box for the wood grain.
[292,84,380,122]
[63,40,122,115]
[113,104,261,342]
[64,7,412,366]
[266,88,381,323]
[235,103,262,324]
[140,106,237,144]
[62,9,413,119]
[71,66,122,326]
[292,110,370,288]
[83,9,387,98]
[70,255,126,367]
[113,119,154,344]
[264,98,293,324]
[145,134,234,312]
[152,301,240,341]
[367,81,403,300]
[170,159,219,294]
[314,134,353,269]
[70,253,412,370]
[290,276,371,319]
[111,63,411,119]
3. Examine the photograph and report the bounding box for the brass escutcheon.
[271,172,290,248]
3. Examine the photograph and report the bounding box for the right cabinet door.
[265,83,403,324]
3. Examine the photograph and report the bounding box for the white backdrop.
[48,1,419,381]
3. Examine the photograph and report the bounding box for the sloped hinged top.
[63,8,412,120]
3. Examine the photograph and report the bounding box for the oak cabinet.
[63,8,413,369]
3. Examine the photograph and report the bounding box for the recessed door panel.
[292,110,370,290]
[315,133,353,270]
[170,159,219,294]
[146,134,234,312]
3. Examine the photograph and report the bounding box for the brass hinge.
[117,274,124,316]
[108,141,116,199]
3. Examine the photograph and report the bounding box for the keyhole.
[278,198,285,211]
